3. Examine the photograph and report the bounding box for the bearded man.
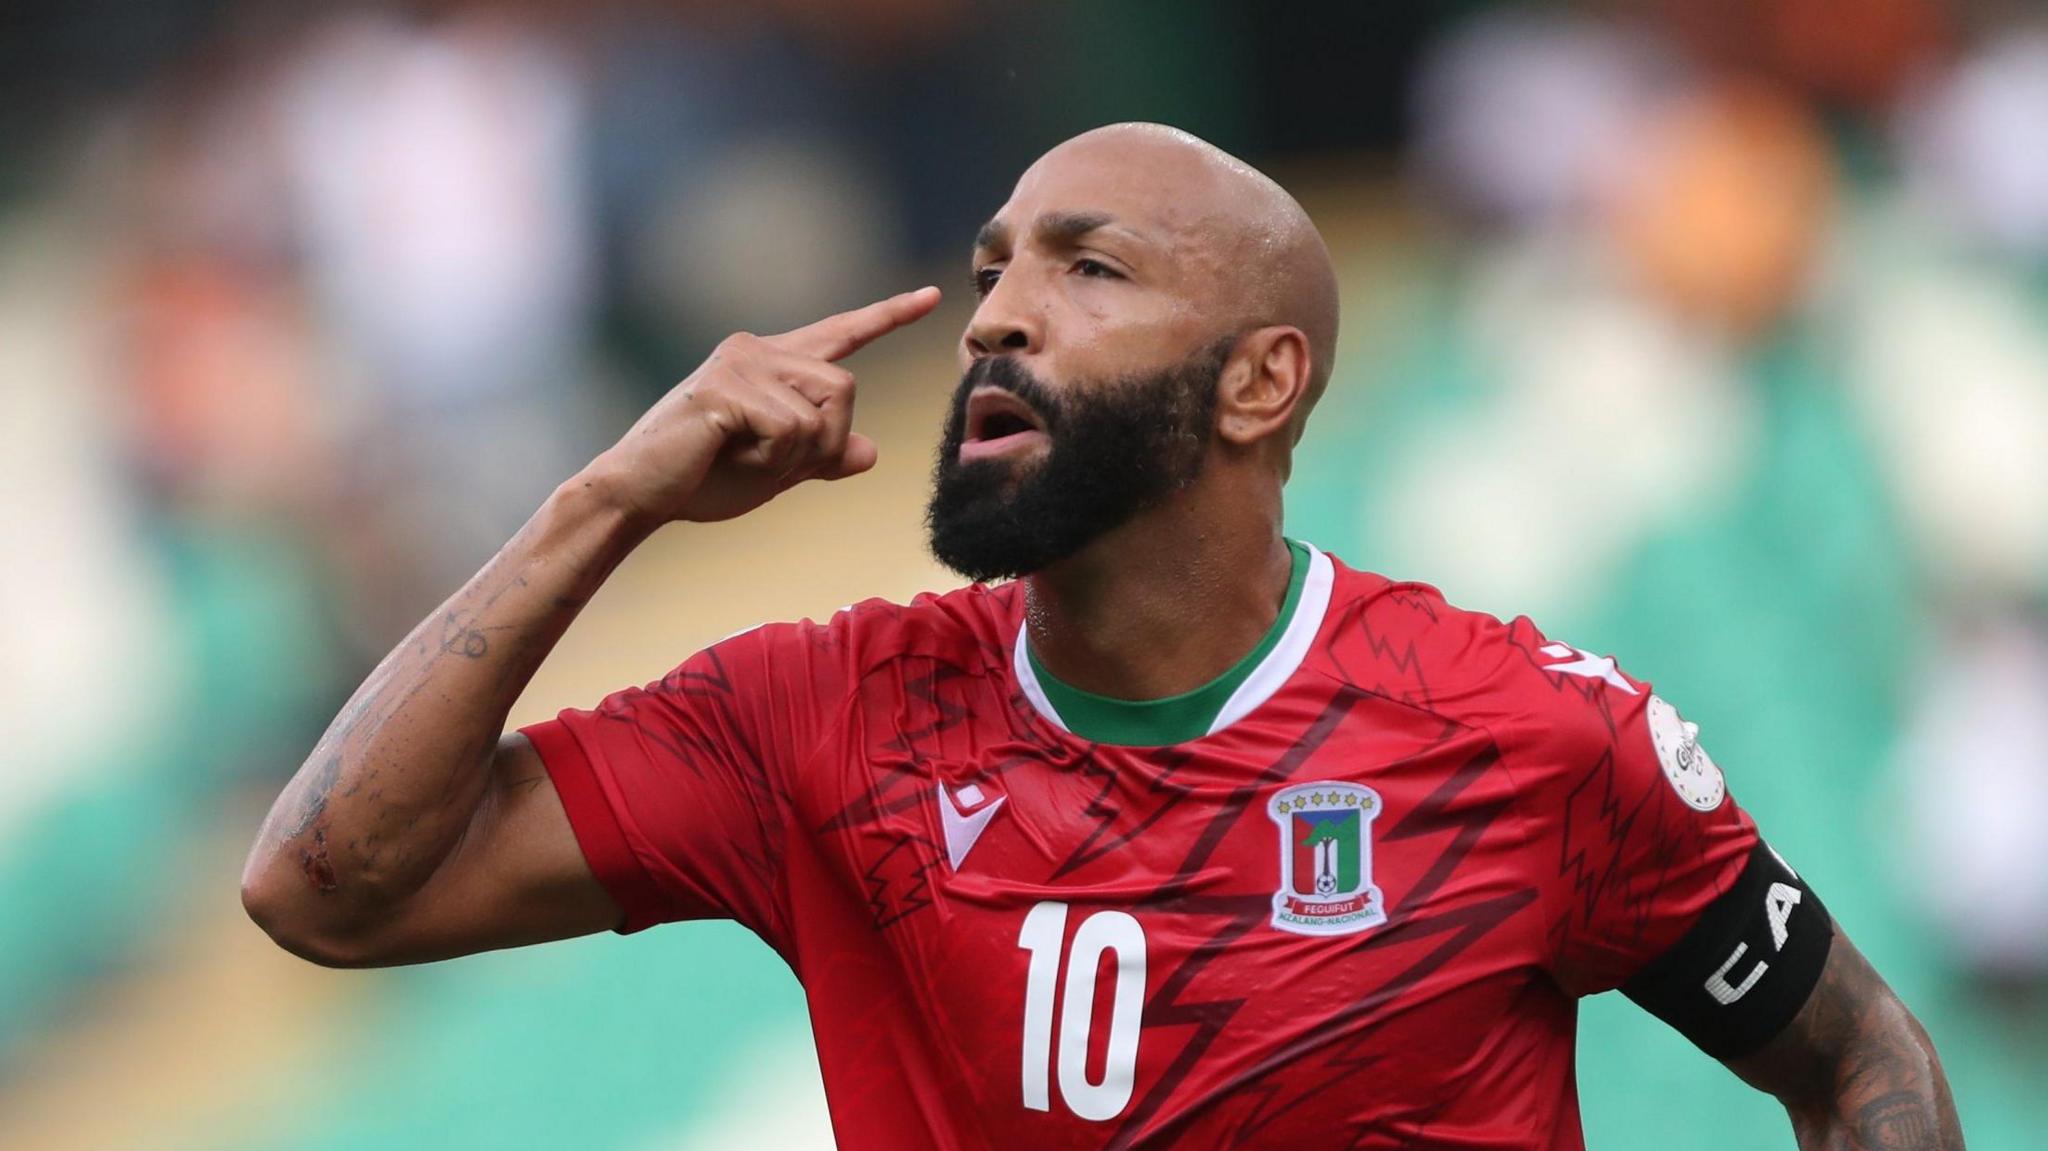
[245,124,1961,1150]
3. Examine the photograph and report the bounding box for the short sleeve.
[1496,621,1761,998]
[518,617,847,953]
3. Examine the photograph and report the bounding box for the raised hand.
[590,286,942,526]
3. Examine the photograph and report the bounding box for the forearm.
[243,468,651,927]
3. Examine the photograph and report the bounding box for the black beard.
[925,338,1231,582]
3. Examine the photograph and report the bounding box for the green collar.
[1023,539,1314,747]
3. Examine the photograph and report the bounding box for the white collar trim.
[1011,543,1335,740]
[1012,620,1068,732]
[1210,543,1334,734]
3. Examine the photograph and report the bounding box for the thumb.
[814,432,879,480]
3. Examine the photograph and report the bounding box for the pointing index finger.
[772,286,942,362]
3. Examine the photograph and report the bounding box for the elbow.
[239,854,380,969]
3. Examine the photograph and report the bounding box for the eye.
[971,266,1003,297]
[1073,258,1120,280]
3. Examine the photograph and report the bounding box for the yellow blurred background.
[3,2,2046,1148]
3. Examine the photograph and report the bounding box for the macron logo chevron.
[1539,642,1638,695]
[938,783,1005,871]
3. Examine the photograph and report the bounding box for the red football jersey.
[521,545,1758,1149]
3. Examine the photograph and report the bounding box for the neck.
[1022,496,1291,701]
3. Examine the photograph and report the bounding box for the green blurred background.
[3,1,2046,1147]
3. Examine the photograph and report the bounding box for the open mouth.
[960,387,1050,462]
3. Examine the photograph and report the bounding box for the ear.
[1215,326,1312,447]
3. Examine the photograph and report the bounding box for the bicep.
[1724,928,1964,1149]
[1724,930,1869,1093]
[1723,929,1927,1102]
[1619,838,1835,1059]
[350,733,623,965]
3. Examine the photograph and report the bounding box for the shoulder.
[726,580,1023,682]
[1313,548,1642,760]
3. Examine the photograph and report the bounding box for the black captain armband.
[1620,841,1835,1061]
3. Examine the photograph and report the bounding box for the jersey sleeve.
[1489,618,1761,998]
[517,617,847,955]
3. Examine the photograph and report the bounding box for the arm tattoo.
[267,579,524,893]
[246,480,643,959]
[1728,934,1964,1150]
[1852,1090,1938,1151]
[284,755,342,839]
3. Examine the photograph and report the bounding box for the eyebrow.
[974,210,1121,254]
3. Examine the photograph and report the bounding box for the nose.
[962,270,1043,359]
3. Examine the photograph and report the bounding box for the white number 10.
[1017,901,1147,1121]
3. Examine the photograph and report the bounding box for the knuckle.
[682,373,731,405]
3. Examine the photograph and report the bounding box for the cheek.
[1071,275,1211,346]
[1046,318,1186,391]
[1052,285,1182,350]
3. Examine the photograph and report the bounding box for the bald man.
[245,125,1959,1149]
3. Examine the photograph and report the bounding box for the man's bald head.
[1015,123,1340,437]
[935,124,1339,578]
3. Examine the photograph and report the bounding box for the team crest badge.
[1266,782,1387,937]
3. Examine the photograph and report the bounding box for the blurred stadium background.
[2,1,2046,1147]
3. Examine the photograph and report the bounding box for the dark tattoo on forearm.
[267,549,574,903]
[438,608,511,660]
